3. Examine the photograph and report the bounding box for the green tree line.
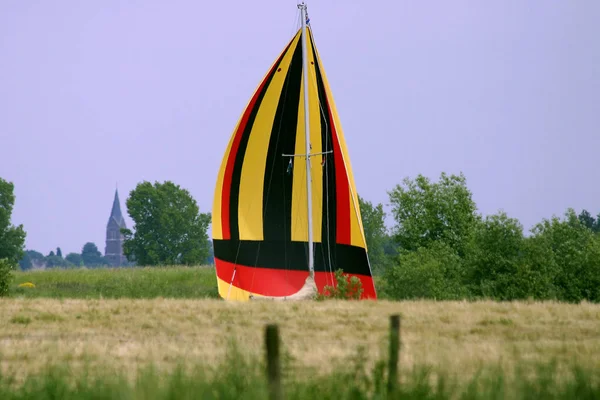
[19,242,114,270]
[360,172,600,302]
[0,177,26,295]
[3,173,600,303]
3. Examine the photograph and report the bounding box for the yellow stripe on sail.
[291,37,323,243]
[216,276,264,301]
[212,30,301,241]
[309,28,366,249]
[237,33,301,241]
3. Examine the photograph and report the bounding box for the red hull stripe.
[215,258,376,299]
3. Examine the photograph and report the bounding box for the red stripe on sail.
[215,258,376,299]
[327,105,351,245]
[220,51,289,239]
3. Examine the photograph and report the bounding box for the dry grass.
[0,298,599,383]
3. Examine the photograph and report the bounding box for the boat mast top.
[298,2,314,278]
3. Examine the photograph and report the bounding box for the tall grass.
[2,298,599,380]
[3,267,599,397]
[10,266,219,299]
[0,342,598,399]
[10,266,392,300]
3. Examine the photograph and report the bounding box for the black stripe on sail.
[262,37,304,250]
[228,41,295,241]
[213,239,371,276]
[309,33,338,270]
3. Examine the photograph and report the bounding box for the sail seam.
[308,27,377,292]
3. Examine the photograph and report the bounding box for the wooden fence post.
[387,314,401,396]
[265,324,283,400]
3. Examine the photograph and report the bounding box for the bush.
[316,269,363,300]
[383,242,469,300]
[0,258,15,297]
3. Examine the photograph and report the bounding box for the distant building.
[104,189,127,266]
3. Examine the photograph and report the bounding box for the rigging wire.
[290,7,301,38]
[224,5,374,299]
[310,24,376,285]
[307,25,336,286]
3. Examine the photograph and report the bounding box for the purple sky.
[1,1,599,256]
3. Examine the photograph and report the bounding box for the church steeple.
[109,189,125,227]
[105,188,127,266]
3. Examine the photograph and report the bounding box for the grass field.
[2,267,599,398]
[10,266,219,299]
[10,266,387,300]
[1,297,599,398]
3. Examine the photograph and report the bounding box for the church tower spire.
[105,188,127,266]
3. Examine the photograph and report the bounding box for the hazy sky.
[1,1,599,256]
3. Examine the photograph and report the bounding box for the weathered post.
[387,314,401,396]
[265,324,283,400]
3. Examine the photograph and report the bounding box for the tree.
[578,209,596,231]
[19,252,33,270]
[56,247,63,258]
[382,235,399,258]
[205,240,214,265]
[18,254,31,270]
[515,235,560,300]
[0,258,13,297]
[18,250,44,270]
[527,209,600,302]
[65,252,83,266]
[465,211,525,299]
[81,242,109,267]
[358,195,390,273]
[383,242,468,300]
[122,181,211,266]
[0,177,26,265]
[45,254,71,268]
[388,172,478,257]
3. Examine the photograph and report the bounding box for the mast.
[298,2,314,278]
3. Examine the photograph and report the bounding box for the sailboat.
[211,3,377,301]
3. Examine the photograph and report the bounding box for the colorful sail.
[211,25,377,300]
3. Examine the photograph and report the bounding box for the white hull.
[249,275,317,301]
